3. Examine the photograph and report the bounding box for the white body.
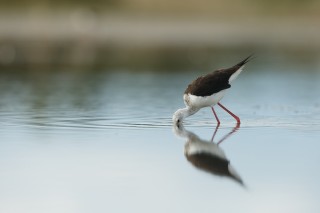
[184,89,227,109]
[173,89,228,124]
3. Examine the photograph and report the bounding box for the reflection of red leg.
[211,122,220,142]
[211,107,220,125]
[217,122,240,145]
[218,103,241,124]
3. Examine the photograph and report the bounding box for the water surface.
[0,65,320,213]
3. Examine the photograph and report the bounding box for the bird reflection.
[173,123,244,185]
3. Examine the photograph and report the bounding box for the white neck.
[173,107,198,124]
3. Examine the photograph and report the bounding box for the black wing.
[184,55,252,97]
[184,70,231,96]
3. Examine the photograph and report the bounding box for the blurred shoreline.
[0,13,320,70]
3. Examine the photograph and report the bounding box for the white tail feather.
[229,66,244,83]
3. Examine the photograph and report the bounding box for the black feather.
[184,55,252,97]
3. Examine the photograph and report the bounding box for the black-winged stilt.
[173,55,252,125]
[173,123,243,185]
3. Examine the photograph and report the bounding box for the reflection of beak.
[173,118,179,126]
[173,120,180,128]
[176,119,183,128]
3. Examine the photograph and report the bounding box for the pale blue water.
[0,64,320,213]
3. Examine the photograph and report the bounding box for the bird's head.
[172,108,188,126]
[173,107,198,126]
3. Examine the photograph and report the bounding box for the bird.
[173,55,252,125]
[173,123,244,185]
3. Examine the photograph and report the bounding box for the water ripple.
[0,111,174,131]
[1,110,319,132]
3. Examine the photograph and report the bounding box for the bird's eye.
[177,119,180,123]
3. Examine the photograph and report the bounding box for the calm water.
[1,63,320,213]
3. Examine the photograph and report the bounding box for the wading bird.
[173,55,252,125]
[173,122,243,185]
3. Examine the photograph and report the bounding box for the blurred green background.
[0,0,319,71]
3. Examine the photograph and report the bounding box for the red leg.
[217,103,241,124]
[217,122,240,145]
[211,107,220,125]
[211,122,220,142]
